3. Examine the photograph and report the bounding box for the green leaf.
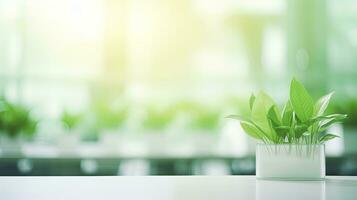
[267,120,281,143]
[267,105,286,139]
[240,121,263,140]
[290,78,314,122]
[275,125,290,131]
[267,105,281,126]
[314,92,334,117]
[226,114,270,140]
[319,133,340,143]
[271,124,288,138]
[318,114,347,132]
[295,124,308,138]
[251,91,277,135]
[287,112,298,141]
[310,114,347,124]
[282,101,293,126]
[249,94,256,111]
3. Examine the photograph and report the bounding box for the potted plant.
[59,110,84,153]
[0,99,38,154]
[227,78,347,180]
[61,111,83,132]
[142,106,175,155]
[94,102,127,153]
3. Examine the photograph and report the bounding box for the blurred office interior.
[0,0,357,176]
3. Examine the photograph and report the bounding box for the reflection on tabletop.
[0,176,357,200]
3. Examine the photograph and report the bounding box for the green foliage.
[61,111,83,131]
[175,101,220,132]
[94,104,127,130]
[240,121,263,140]
[332,99,357,127]
[290,78,314,122]
[227,78,347,144]
[319,133,339,143]
[0,99,38,138]
[143,107,175,131]
[251,91,277,137]
[190,110,220,131]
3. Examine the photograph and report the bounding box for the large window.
[0,0,356,175]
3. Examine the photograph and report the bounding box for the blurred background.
[0,0,356,176]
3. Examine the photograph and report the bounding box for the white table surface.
[0,176,356,200]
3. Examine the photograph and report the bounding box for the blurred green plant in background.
[190,109,220,132]
[93,101,128,131]
[143,106,175,131]
[0,98,38,139]
[332,99,357,127]
[172,101,221,133]
[61,111,83,131]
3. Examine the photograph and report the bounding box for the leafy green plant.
[173,101,220,132]
[93,103,127,130]
[143,107,175,131]
[227,78,347,144]
[61,111,83,131]
[0,99,38,138]
[191,110,220,132]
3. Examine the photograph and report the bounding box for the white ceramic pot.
[256,144,325,180]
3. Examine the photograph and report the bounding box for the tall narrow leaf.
[282,101,293,126]
[314,92,334,117]
[267,105,281,126]
[290,78,314,122]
